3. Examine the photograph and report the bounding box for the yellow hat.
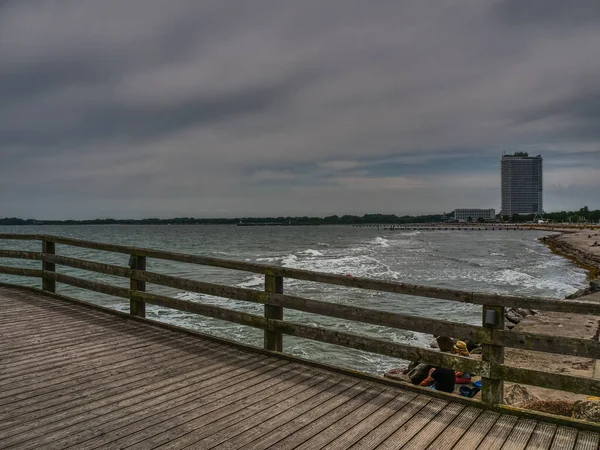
[453,341,470,356]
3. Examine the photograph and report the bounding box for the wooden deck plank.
[574,430,600,450]
[321,391,418,449]
[371,398,449,450]
[477,415,519,450]
[148,375,340,450]
[0,317,181,353]
[292,389,411,450]
[400,402,466,450]
[236,382,377,450]
[425,406,482,450]
[0,333,169,380]
[501,418,538,450]
[526,422,558,450]
[261,384,388,450]
[73,364,313,450]
[0,359,285,448]
[345,395,433,450]
[0,330,219,385]
[196,379,360,450]
[550,427,579,450]
[452,410,500,450]
[0,336,220,395]
[0,329,163,373]
[0,346,233,424]
[0,340,223,409]
[0,285,598,450]
[205,380,363,450]
[129,370,333,450]
[43,364,312,450]
[0,352,276,435]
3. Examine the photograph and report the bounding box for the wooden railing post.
[481,305,505,405]
[42,240,56,293]
[129,255,146,318]
[264,273,283,352]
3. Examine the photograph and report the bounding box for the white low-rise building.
[454,209,496,222]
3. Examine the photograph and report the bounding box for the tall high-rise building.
[501,152,543,216]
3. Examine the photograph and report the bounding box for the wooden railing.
[1,233,600,412]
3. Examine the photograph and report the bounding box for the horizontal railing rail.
[1,233,600,412]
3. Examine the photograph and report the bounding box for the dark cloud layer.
[1,0,599,219]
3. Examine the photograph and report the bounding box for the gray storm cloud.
[1,0,599,218]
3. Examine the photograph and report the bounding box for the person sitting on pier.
[402,336,454,384]
[419,367,456,393]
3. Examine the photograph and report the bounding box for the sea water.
[0,225,587,374]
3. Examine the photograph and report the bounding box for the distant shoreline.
[2,209,599,227]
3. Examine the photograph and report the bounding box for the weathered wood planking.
[0,285,598,450]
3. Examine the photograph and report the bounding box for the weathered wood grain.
[526,422,558,450]
[495,364,600,397]
[453,410,501,449]
[501,418,538,450]
[0,250,41,260]
[0,284,598,450]
[550,426,578,450]
[482,305,505,405]
[573,430,600,450]
[320,391,418,449]
[375,398,449,449]
[0,265,42,278]
[425,406,482,450]
[478,415,519,450]
[41,241,55,293]
[264,273,283,351]
[401,402,466,450]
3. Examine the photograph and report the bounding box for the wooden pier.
[2,233,600,448]
[2,286,599,449]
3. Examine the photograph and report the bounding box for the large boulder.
[505,310,523,325]
[572,399,600,422]
[504,384,539,406]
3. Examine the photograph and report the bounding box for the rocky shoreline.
[543,229,600,280]
[500,227,600,329]
[510,227,600,420]
[385,227,600,420]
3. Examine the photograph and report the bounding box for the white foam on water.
[370,237,390,247]
[176,291,202,301]
[496,269,534,284]
[236,274,264,288]
[256,257,280,262]
[281,254,299,266]
[316,242,331,247]
[300,249,324,256]
[490,252,505,256]
[401,231,421,236]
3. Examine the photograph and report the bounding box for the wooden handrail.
[2,233,600,409]
[2,233,599,313]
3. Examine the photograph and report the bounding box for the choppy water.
[0,225,588,375]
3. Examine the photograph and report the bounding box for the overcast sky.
[1,0,599,219]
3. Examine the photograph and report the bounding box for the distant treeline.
[0,214,449,226]
[504,207,600,223]
[1,208,598,226]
